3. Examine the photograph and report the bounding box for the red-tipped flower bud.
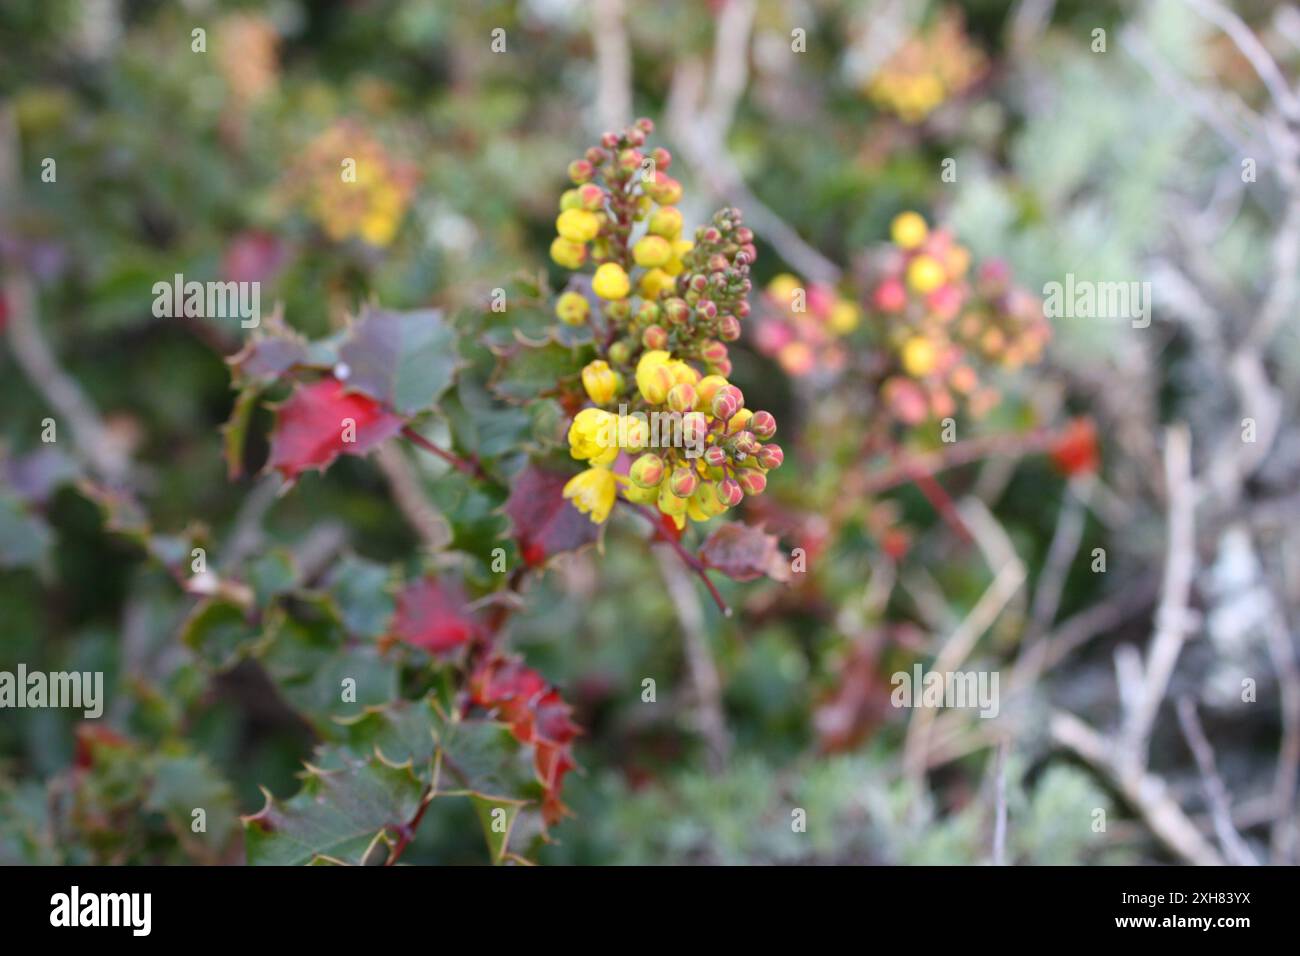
[568,159,594,183]
[667,382,697,413]
[642,325,669,350]
[663,297,690,325]
[669,467,698,498]
[749,410,777,440]
[718,315,741,341]
[710,385,745,421]
[757,443,784,470]
[737,468,767,496]
[704,445,728,468]
[700,340,728,363]
[717,478,744,508]
[630,453,666,488]
[696,299,718,321]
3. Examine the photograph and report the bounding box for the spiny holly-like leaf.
[181,598,262,670]
[221,385,262,480]
[488,335,578,405]
[699,523,791,583]
[326,554,397,641]
[330,698,543,864]
[260,595,400,726]
[387,576,482,655]
[226,319,314,387]
[469,652,581,826]
[338,306,463,416]
[145,753,240,860]
[243,755,425,866]
[265,377,404,482]
[503,463,599,566]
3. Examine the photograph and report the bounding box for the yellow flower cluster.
[565,351,783,529]
[293,121,417,247]
[864,9,986,124]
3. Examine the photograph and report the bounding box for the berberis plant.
[204,120,790,864]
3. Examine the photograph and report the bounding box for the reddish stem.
[619,499,731,616]
[401,426,487,480]
[906,465,974,544]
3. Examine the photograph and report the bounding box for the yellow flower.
[563,466,619,524]
[568,407,618,465]
[830,300,860,334]
[664,239,694,277]
[639,267,674,300]
[767,273,801,306]
[551,237,587,270]
[906,254,946,294]
[592,262,630,300]
[555,290,590,326]
[633,235,672,268]
[636,350,675,404]
[582,360,620,404]
[556,208,600,243]
[891,212,929,250]
[901,336,938,377]
[695,374,729,409]
[667,359,699,387]
[648,207,683,239]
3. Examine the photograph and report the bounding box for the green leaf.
[243,755,426,866]
[220,385,262,480]
[181,598,262,670]
[325,554,396,640]
[338,306,463,416]
[488,336,577,404]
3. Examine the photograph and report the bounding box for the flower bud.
[906,255,946,294]
[556,208,600,243]
[695,340,723,365]
[704,445,728,468]
[757,443,784,470]
[618,149,643,174]
[555,290,590,326]
[586,146,608,165]
[890,211,928,250]
[592,262,631,299]
[900,336,937,377]
[695,374,728,408]
[550,237,587,270]
[737,468,767,496]
[749,410,777,440]
[712,357,733,377]
[652,145,671,170]
[648,206,683,239]
[663,297,690,325]
[633,235,672,268]
[688,274,709,294]
[733,430,759,456]
[559,189,581,211]
[645,172,683,205]
[711,385,745,421]
[639,267,674,301]
[608,340,632,365]
[630,453,665,489]
[702,227,722,244]
[577,183,604,210]
[626,126,646,147]
[695,299,718,321]
[717,478,744,508]
[568,159,594,184]
[669,467,698,498]
[582,360,620,404]
[735,300,751,319]
[718,315,741,341]
[601,131,620,149]
[667,382,697,413]
[874,277,907,313]
[642,325,669,350]
[726,408,753,434]
[691,480,726,518]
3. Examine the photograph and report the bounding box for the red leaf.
[503,464,599,567]
[469,653,581,825]
[388,577,481,655]
[1050,417,1100,477]
[699,523,791,583]
[265,378,403,482]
